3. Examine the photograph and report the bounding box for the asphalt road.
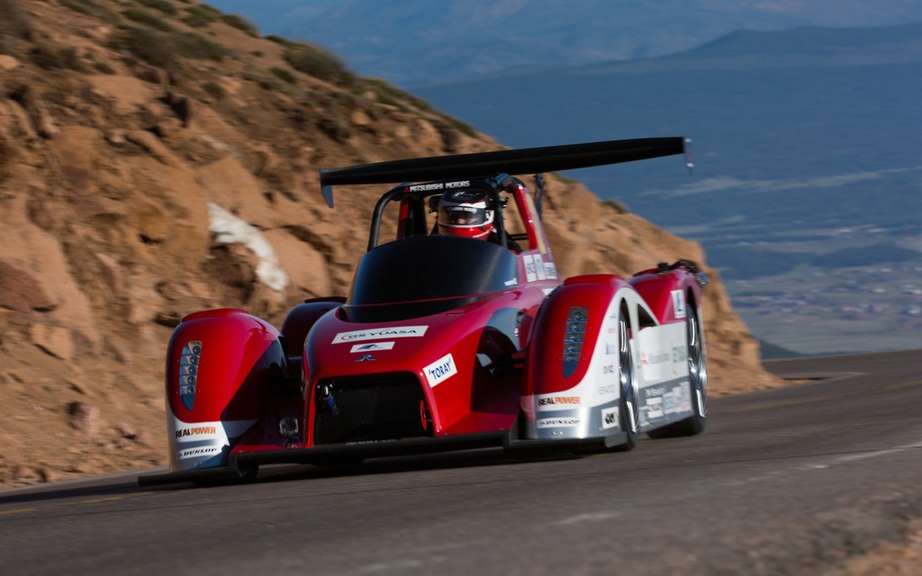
[2,350,921,575]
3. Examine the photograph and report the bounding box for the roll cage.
[318,137,692,252]
[367,174,541,252]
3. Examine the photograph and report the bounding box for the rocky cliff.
[0,0,779,486]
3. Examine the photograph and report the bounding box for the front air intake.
[314,373,430,444]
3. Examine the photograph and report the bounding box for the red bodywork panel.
[166,308,282,424]
[629,267,702,324]
[526,275,621,395]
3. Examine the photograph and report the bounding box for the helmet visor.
[438,204,490,227]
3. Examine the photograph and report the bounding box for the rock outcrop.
[0,0,779,487]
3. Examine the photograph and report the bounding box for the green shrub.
[0,135,12,183]
[183,5,219,27]
[317,115,351,142]
[114,26,230,66]
[111,27,175,67]
[284,43,354,86]
[361,77,409,108]
[258,78,279,91]
[270,66,295,84]
[59,0,115,18]
[221,14,258,36]
[265,35,291,46]
[603,199,628,214]
[123,8,175,31]
[441,115,477,138]
[93,60,115,74]
[172,31,228,61]
[0,0,32,43]
[30,45,85,71]
[202,80,225,100]
[359,77,454,120]
[134,0,177,15]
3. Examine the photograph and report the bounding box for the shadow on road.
[0,447,582,506]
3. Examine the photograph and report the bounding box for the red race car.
[141,137,709,485]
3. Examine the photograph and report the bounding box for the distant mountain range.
[413,22,922,353]
[413,21,922,252]
[207,0,922,86]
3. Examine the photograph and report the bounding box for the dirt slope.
[0,0,779,487]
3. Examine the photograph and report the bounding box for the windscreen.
[348,235,518,306]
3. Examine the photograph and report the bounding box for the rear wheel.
[648,301,708,438]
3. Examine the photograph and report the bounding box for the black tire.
[612,310,639,451]
[648,301,708,439]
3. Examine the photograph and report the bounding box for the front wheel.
[612,311,639,451]
[648,302,708,439]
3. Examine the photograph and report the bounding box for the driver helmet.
[437,189,494,239]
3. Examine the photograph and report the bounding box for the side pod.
[165,308,285,472]
[524,275,627,442]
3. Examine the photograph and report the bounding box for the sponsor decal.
[598,383,617,396]
[355,353,376,363]
[537,416,579,429]
[645,396,664,419]
[663,381,692,414]
[333,325,428,344]
[544,262,558,279]
[178,446,222,460]
[537,395,580,409]
[642,351,670,366]
[349,341,395,353]
[178,340,202,411]
[671,290,686,319]
[408,181,470,192]
[504,278,518,287]
[602,406,619,430]
[424,353,457,388]
[534,254,547,280]
[671,345,687,363]
[602,364,616,374]
[523,254,538,282]
[175,425,217,440]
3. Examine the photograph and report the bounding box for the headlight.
[563,307,588,377]
[179,340,202,410]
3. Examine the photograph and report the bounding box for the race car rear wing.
[319,137,692,207]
